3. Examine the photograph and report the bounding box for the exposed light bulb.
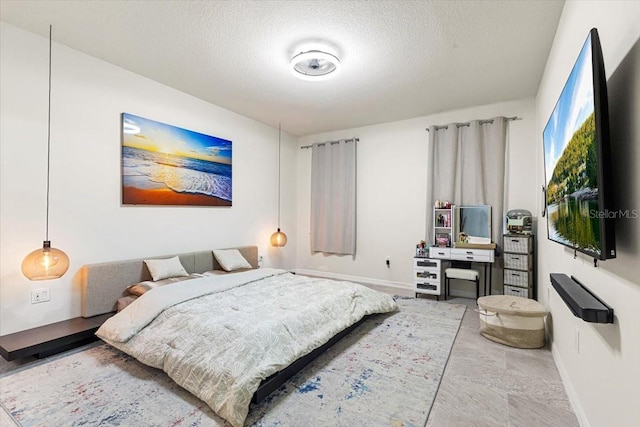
[38,250,58,269]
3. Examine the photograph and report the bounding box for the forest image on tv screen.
[543,33,601,256]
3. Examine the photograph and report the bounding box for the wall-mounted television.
[543,28,616,261]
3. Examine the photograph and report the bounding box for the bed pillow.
[117,296,138,312]
[201,268,251,276]
[201,269,229,276]
[126,276,196,297]
[127,280,159,297]
[213,249,253,272]
[144,256,189,281]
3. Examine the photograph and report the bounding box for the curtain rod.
[425,116,521,131]
[300,137,359,149]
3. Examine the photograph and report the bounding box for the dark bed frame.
[80,246,371,404]
[252,316,367,403]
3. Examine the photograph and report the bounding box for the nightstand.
[0,313,114,361]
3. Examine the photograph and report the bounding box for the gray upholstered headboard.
[81,246,258,318]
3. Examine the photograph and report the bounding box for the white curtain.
[310,139,357,255]
[426,117,507,247]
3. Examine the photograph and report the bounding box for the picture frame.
[121,113,232,206]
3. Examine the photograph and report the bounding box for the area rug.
[0,298,465,427]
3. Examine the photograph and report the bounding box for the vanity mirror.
[456,205,492,240]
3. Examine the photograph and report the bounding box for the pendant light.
[21,25,70,281]
[270,124,287,247]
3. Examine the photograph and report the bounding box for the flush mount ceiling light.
[289,50,340,81]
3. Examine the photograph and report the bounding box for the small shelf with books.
[433,204,455,247]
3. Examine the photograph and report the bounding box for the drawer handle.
[511,257,520,260]
[511,239,519,242]
[511,273,521,277]
[438,252,446,256]
[466,256,474,260]
[466,251,473,254]
[418,272,437,279]
[418,261,437,267]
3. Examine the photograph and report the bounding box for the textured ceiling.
[0,0,564,136]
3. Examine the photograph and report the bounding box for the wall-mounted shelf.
[0,313,113,361]
[550,274,613,324]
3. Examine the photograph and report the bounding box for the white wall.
[0,23,297,335]
[295,98,537,295]
[534,2,640,426]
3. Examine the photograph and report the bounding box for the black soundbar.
[550,273,613,324]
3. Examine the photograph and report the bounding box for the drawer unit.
[504,285,534,298]
[502,234,535,299]
[504,268,533,287]
[429,247,450,259]
[504,253,533,270]
[414,257,443,298]
[451,248,494,263]
[504,236,533,254]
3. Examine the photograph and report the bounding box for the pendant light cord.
[277,123,281,229]
[45,25,52,242]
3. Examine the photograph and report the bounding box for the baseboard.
[293,269,411,290]
[447,289,478,299]
[293,269,480,299]
[551,343,589,427]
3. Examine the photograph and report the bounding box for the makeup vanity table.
[428,245,495,297]
[419,204,496,298]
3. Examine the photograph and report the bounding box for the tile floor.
[1,289,580,427]
[427,296,579,427]
[284,281,579,426]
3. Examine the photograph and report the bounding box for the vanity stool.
[445,268,480,300]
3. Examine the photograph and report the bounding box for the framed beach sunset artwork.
[121,113,232,206]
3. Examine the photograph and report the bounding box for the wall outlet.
[31,287,50,304]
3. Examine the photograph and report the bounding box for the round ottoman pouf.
[477,295,547,348]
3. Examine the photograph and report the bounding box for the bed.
[82,246,397,427]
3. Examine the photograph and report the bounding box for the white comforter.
[96,268,397,427]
